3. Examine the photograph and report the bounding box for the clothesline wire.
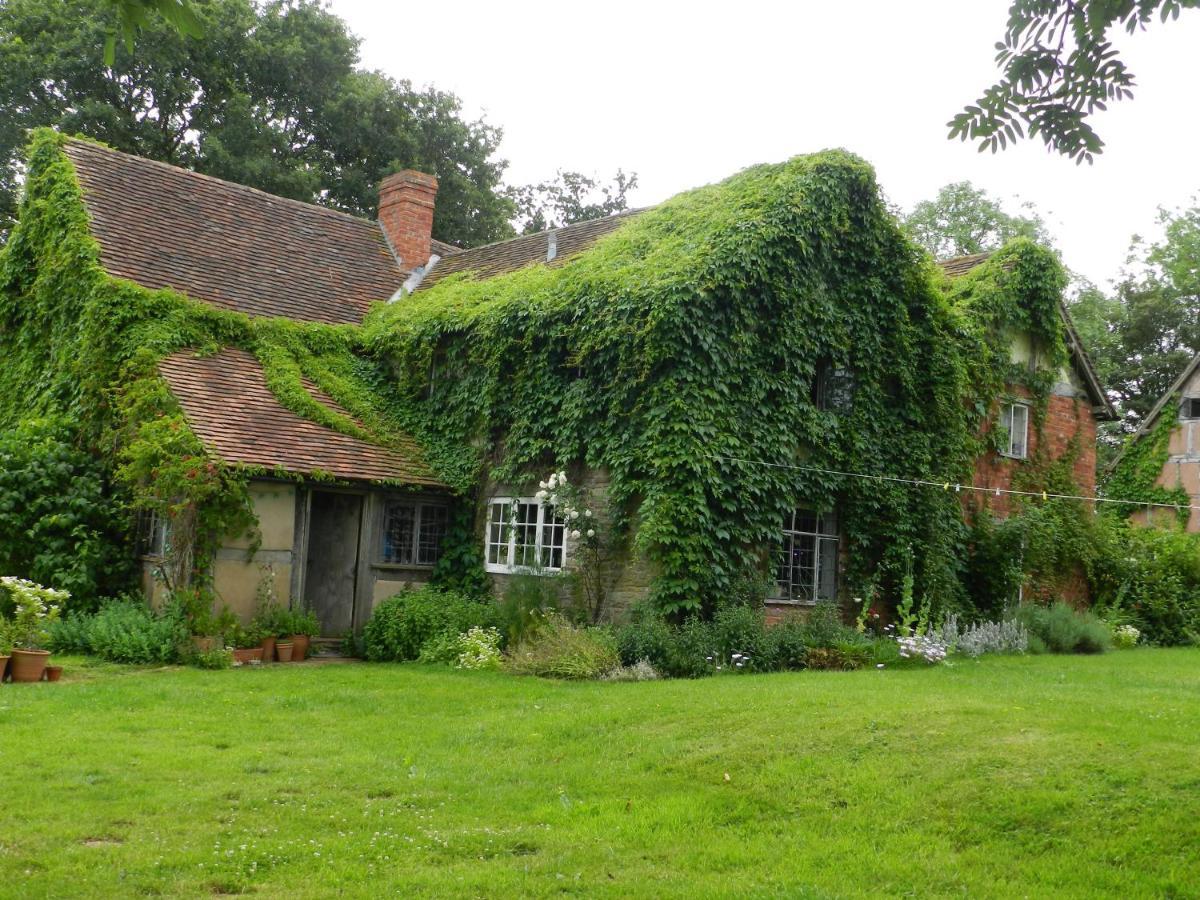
[707,454,1200,514]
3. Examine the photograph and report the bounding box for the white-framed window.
[485,497,566,574]
[774,509,838,604]
[380,501,448,566]
[137,509,170,559]
[999,402,1029,459]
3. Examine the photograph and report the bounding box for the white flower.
[570,510,579,520]
[535,490,548,501]
[549,494,558,504]
[557,470,567,483]
[584,509,592,518]
[547,474,558,489]
[539,480,548,490]
[570,529,581,539]
[586,529,595,538]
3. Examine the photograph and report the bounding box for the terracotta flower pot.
[260,635,276,661]
[44,665,63,682]
[192,635,217,653]
[231,647,264,665]
[10,648,50,683]
[0,654,9,683]
[275,641,294,662]
[290,634,309,662]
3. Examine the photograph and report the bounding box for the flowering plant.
[534,469,610,621]
[455,626,503,670]
[896,632,948,664]
[1112,623,1140,649]
[0,576,67,650]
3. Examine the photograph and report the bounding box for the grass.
[1,651,1198,898]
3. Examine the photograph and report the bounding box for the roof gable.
[64,139,402,325]
[1120,351,1200,449]
[938,252,1117,421]
[158,348,444,486]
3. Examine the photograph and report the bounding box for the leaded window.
[381,501,448,566]
[999,402,1029,459]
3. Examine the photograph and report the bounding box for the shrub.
[494,572,561,647]
[418,626,504,670]
[192,647,233,669]
[505,615,619,679]
[362,586,495,662]
[602,659,661,682]
[1110,623,1140,649]
[48,613,93,654]
[938,614,1029,657]
[68,598,187,664]
[1017,602,1110,654]
[614,612,675,671]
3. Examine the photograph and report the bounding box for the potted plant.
[251,576,285,662]
[228,623,266,665]
[1,577,66,683]
[289,609,320,662]
[0,614,12,682]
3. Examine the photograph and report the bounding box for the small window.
[814,361,855,412]
[137,510,170,559]
[381,501,448,566]
[774,509,838,604]
[485,497,567,574]
[1182,398,1200,420]
[999,402,1029,459]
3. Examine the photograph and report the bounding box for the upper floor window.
[775,508,838,604]
[485,497,566,574]
[814,361,855,412]
[1182,398,1200,420]
[999,402,1029,459]
[381,501,448,566]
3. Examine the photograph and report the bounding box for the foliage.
[1104,408,1191,518]
[600,658,661,681]
[905,181,1051,259]
[0,418,134,609]
[504,614,620,680]
[1088,518,1200,645]
[102,0,202,65]
[1,576,67,649]
[454,626,503,670]
[190,645,232,669]
[1016,601,1111,653]
[50,596,187,663]
[510,169,638,234]
[534,469,612,622]
[366,146,1072,615]
[1111,623,1141,648]
[950,0,1200,162]
[937,614,1030,656]
[362,586,495,662]
[895,632,949,664]
[0,0,515,247]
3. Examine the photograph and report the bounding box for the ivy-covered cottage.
[0,130,1113,634]
[1110,351,1200,532]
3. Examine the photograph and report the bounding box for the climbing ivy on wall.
[1104,405,1191,524]
[0,130,445,596]
[364,154,1073,616]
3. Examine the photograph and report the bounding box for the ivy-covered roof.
[63,138,403,325]
[158,348,444,486]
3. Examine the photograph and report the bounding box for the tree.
[1068,200,1200,428]
[510,169,638,234]
[904,181,1051,258]
[0,0,515,247]
[950,0,1200,163]
[103,0,202,65]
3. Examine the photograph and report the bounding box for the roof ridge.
[62,136,385,234]
[450,207,647,256]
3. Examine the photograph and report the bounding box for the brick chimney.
[378,170,438,271]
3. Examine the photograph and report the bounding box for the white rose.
[535,490,548,500]
[587,529,595,538]
[557,470,568,483]
[539,480,548,490]
[547,474,557,488]
[570,510,579,520]
[549,494,557,504]
[584,509,592,517]
[571,529,581,539]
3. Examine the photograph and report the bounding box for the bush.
[53,597,188,664]
[417,626,504,670]
[938,614,1029,657]
[362,586,496,662]
[505,615,619,679]
[1016,602,1110,654]
[615,612,675,671]
[602,659,661,682]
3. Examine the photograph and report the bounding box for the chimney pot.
[378,169,439,271]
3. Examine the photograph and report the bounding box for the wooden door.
[303,491,364,636]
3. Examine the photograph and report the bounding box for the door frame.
[293,485,375,635]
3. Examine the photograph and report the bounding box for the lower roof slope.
[64,138,403,325]
[158,348,444,487]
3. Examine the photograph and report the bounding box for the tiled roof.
[64,139,403,325]
[158,348,445,486]
[416,210,641,290]
[430,238,462,257]
[937,252,992,277]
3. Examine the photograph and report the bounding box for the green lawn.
[1,652,1198,898]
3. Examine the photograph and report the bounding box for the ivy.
[364,154,1074,615]
[1104,404,1191,524]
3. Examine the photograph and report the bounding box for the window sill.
[485,564,564,576]
[372,562,435,572]
[767,597,823,607]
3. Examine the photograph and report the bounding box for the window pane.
[540,504,566,569]
[795,510,818,535]
[778,507,838,603]
[416,505,448,565]
[1011,405,1028,458]
[817,537,838,599]
[487,501,510,566]
[382,502,416,564]
[514,502,539,567]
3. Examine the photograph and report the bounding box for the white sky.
[334,0,1200,288]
